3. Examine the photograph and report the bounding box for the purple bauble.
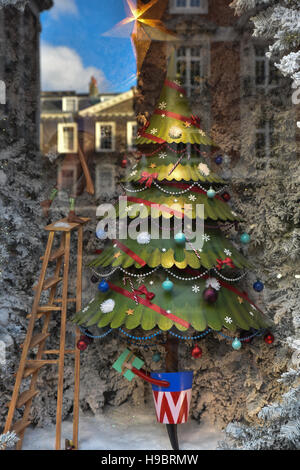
[203,287,218,303]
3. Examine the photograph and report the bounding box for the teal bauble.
[174,232,186,245]
[207,187,216,199]
[152,352,161,363]
[162,278,174,292]
[232,338,242,350]
[240,233,251,244]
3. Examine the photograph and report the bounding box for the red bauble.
[203,287,218,303]
[121,158,128,168]
[222,192,231,202]
[191,345,202,358]
[77,338,88,351]
[264,332,274,344]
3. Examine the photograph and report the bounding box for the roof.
[79,89,135,117]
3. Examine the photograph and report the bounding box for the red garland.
[112,239,146,267]
[107,281,190,329]
[125,196,184,218]
[154,109,201,129]
[164,79,187,96]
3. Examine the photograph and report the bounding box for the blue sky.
[41,0,137,93]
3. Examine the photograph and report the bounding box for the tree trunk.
[164,333,179,451]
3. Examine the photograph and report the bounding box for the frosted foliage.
[0,431,19,449]
[230,1,300,81]
[0,0,29,10]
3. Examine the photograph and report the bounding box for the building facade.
[40,81,137,199]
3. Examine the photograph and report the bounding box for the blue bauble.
[152,352,161,363]
[98,280,109,293]
[95,228,107,240]
[174,232,186,245]
[162,278,174,292]
[215,155,223,165]
[232,338,242,350]
[207,187,216,199]
[253,280,264,292]
[240,233,251,244]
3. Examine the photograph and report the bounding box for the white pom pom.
[205,278,221,291]
[137,232,151,245]
[100,299,115,313]
[169,126,182,139]
[198,163,210,176]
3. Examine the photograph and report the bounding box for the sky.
[40,0,137,93]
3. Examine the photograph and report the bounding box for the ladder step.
[40,246,65,261]
[12,419,32,435]
[37,304,62,312]
[6,389,39,409]
[29,333,50,350]
[26,312,47,320]
[33,277,62,291]
[22,360,57,378]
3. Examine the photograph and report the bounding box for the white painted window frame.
[95,163,116,197]
[62,96,78,113]
[175,45,206,96]
[95,122,116,153]
[127,121,138,150]
[170,0,208,14]
[57,122,78,154]
[253,44,280,93]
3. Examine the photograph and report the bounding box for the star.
[114,251,122,259]
[103,0,176,74]
[237,296,244,304]
[161,114,166,118]
[184,121,191,128]
[149,163,157,169]
[126,309,135,316]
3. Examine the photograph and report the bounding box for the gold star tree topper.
[104,0,177,74]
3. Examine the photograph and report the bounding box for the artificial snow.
[22,404,224,451]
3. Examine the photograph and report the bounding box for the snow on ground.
[22,404,224,450]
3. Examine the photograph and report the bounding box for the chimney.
[89,76,99,98]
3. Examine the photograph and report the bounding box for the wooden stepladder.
[4,217,90,450]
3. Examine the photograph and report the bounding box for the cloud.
[49,0,78,20]
[41,42,108,93]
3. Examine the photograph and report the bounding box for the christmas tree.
[72,54,272,450]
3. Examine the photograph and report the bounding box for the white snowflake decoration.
[169,126,182,139]
[100,299,115,314]
[150,128,158,135]
[137,232,151,245]
[130,170,137,176]
[189,195,196,201]
[199,129,206,136]
[224,316,233,324]
[206,278,221,291]
[161,114,166,118]
[192,285,200,293]
[198,163,210,176]
[159,152,167,159]
[224,248,232,256]
[158,101,167,110]
[249,311,254,317]
[202,233,210,242]
[174,79,181,86]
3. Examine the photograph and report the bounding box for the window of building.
[57,123,78,153]
[170,0,208,13]
[255,117,275,159]
[127,121,138,149]
[254,45,280,91]
[62,97,78,113]
[95,164,115,197]
[176,46,203,96]
[95,122,116,152]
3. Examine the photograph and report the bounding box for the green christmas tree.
[73,54,271,450]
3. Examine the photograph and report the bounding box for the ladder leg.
[4,231,55,437]
[73,226,83,448]
[55,232,71,450]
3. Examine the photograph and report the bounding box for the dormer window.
[170,0,208,14]
[62,97,78,113]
